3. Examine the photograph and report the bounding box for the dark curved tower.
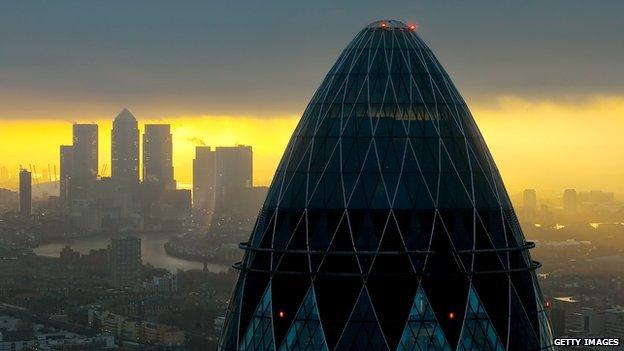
[219,20,553,351]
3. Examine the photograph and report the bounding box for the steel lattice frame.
[219,20,554,351]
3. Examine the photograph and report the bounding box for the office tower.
[214,145,252,214]
[603,309,624,336]
[193,146,216,224]
[523,189,537,219]
[59,145,73,205]
[220,20,552,350]
[110,236,141,288]
[143,124,175,189]
[19,168,31,218]
[111,108,139,185]
[72,124,98,179]
[164,189,192,220]
[71,124,98,200]
[563,189,578,213]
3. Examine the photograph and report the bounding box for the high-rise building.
[18,168,31,218]
[219,20,553,350]
[523,189,537,219]
[193,146,216,225]
[109,236,141,289]
[214,145,252,214]
[59,145,73,205]
[143,124,175,189]
[72,124,98,179]
[71,124,98,200]
[603,309,624,337]
[111,108,139,185]
[563,189,578,213]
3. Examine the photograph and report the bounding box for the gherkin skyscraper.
[219,20,553,351]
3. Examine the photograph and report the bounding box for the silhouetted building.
[111,108,139,185]
[163,189,192,221]
[19,168,31,218]
[214,145,252,214]
[523,189,537,220]
[193,146,216,226]
[563,189,578,214]
[110,236,141,289]
[71,124,98,200]
[59,145,73,205]
[220,20,553,350]
[72,124,98,179]
[603,309,624,336]
[59,245,80,264]
[143,124,174,189]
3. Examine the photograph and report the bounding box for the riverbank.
[163,241,234,265]
[32,232,230,273]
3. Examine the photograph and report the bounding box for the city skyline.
[0,3,622,350]
[2,1,624,194]
[2,99,624,194]
[0,112,296,189]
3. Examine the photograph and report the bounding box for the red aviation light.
[380,22,387,29]
[408,23,418,31]
[278,310,285,318]
[448,312,456,320]
[545,300,552,309]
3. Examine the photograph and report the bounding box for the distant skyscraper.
[110,236,141,288]
[111,108,139,185]
[19,168,31,218]
[523,189,537,219]
[143,124,175,189]
[220,20,553,350]
[59,145,73,205]
[193,146,216,225]
[72,124,98,179]
[71,124,98,200]
[563,189,578,213]
[214,145,252,214]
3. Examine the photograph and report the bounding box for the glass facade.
[219,20,553,350]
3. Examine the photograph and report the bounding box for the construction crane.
[32,165,39,187]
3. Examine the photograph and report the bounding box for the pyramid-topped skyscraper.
[219,20,553,350]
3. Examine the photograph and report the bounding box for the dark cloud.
[1,0,623,119]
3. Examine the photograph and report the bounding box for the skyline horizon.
[3,94,624,195]
[2,6,624,197]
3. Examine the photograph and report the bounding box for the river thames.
[33,232,231,273]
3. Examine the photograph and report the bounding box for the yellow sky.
[1,96,623,196]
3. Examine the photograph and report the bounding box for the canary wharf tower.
[219,20,553,351]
